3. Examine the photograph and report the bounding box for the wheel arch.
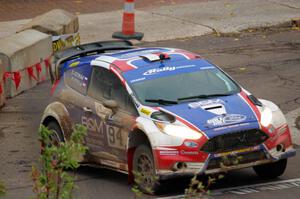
[127,127,153,183]
[128,128,152,149]
[42,115,58,126]
[41,101,73,140]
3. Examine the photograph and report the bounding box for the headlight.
[154,122,202,140]
[260,107,273,127]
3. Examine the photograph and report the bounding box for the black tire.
[133,145,160,194]
[46,121,64,146]
[253,159,287,179]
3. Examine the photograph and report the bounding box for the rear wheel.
[46,121,64,146]
[133,145,160,194]
[253,159,287,179]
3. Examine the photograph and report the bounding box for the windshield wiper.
[145,99,178,105]
[178,93,232,101]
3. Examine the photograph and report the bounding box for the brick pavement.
[0,0,203,22]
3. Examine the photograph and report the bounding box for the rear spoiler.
[49,40,134,83]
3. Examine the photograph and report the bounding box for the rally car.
[41,40,296,193]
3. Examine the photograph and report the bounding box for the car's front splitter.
[156,144,296,180]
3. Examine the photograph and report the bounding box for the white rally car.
[41,40,296,193]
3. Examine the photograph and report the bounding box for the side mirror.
[103,99,118,114]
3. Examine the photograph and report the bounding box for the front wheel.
[253,159,287,179]
[133,145,160,194]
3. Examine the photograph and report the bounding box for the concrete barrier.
[0,29,52,98]
[18,9,80,52]
[18,9,79,35]
[0,54,7,107]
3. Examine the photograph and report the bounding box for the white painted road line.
[212,178,300,196]
[156,178,300,199]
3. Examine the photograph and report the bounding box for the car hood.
[161,94,260,138]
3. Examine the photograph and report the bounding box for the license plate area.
[207,148,267,170]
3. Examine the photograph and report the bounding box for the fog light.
[184,141,198,148]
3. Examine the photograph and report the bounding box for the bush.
[0,181,5,196]
[184,174,224,199]
[131,171,159,198]
[31,124,88,199]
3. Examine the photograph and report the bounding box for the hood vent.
[203,104,226,115]
[204,106,222,110]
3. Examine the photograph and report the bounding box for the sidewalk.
[0,0,201,22]
[0,0,299,43]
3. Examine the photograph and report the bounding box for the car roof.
[63,47,217,83]
[92,47,202,72]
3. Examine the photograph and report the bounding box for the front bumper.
[156,145,296,180]
[153,123,296,180]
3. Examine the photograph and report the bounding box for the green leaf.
[218,174,224,179]
[0,181,6,196]
[31,124,88,199]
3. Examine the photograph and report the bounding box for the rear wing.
[50,40,134,83]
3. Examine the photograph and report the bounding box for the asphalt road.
[0,0,205,22]
[0,26,299,198]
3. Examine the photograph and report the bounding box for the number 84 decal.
[106,125,127,150]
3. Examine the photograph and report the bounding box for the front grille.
[207,150,267,170]
[201,129,268,153]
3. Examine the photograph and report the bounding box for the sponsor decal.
[130,77,146,83]
[70,70,88,88]
[143,64,196,76]
[143,66,176,76]
[213,122,250,131]
[81,116,105,136]
[180,150,199,155]
[140,108,152,116]
[106,125,126,150]
[130,94,141,108]
[201,66,215,70]
[71,70,84,80]
[69,61,80,68]
[81,115,126,150]
[189,99,225,109]
[213,146,260,158]
[52,32,80,52]
[159,150,179,156]
[71,70,88,82]
[207,114,247,126]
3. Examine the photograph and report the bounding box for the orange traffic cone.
[113,0,144,40]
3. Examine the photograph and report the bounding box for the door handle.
[83,107,92,113]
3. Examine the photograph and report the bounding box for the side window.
[88,67,113,100]
[88,67,137,114]
[110,74,137,114]
[64,65,91,95]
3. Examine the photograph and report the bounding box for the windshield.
[130,68,240,106]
